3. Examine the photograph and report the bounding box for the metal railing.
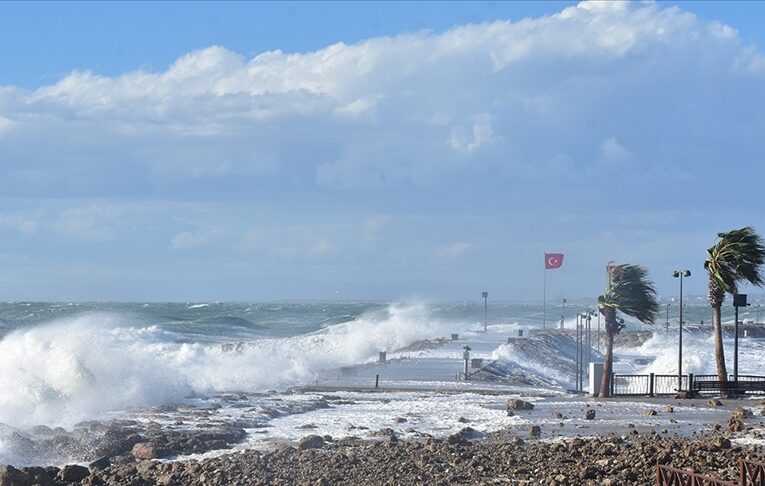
[740,459,765,486]
[656,464,735,485]
[656,459,765,485]
[611,373,688,396]
[612,373,765,397]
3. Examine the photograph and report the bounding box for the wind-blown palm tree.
[597,264,658,398]
[705,227,765,385]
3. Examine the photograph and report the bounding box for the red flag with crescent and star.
[545,253,564,270]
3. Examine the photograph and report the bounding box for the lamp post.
[481,292,488,332]
[586,310,593,370]
[673,270,691,390]
[733,294,749,382]
[665,303,671,333]
[575,314,580,391]
[463,345,472,379]
[578,313,587,391]
[596,310,601,352]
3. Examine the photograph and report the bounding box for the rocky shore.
[2,428,763,486]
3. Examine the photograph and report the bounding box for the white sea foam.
[623,331,765,377]
[0,304,445,427]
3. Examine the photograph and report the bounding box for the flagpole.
[543,258,547,329]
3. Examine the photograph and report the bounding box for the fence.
[611,373,765,397]
[611,373,689,397]
[656,460,765,486]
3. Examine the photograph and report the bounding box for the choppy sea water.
[0,301,763,466]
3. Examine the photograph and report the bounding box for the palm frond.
[598,264,659,324]
[706,226,765,295]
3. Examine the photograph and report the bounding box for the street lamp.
[481,292,488,332]
[665,303,671,333]
[733,294,749,382]
[673,270,691,390]
[577,313,588,392]
[463,345,472,379]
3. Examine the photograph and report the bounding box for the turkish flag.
[545,253,564,269]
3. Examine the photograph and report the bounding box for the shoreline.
[4,426,764,485]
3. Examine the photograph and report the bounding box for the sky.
[0,1,764,302]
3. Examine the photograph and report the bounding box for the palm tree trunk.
[712,303,729,395]
[599,331,614,398]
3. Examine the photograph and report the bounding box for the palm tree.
[705,227,765,386]
[597,264,658,398]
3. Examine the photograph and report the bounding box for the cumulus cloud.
[0,0,761,200]
[0,1,764,299]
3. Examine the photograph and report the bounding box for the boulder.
[298,435,325,450]
[56,465,89,483]
[713,436,732,449]
[507,399,534,411]
[88,456,111,471]
[447,427,484,444]
[584,409,596,420]
[708,399,723,407]
[529,425,542,437]
[731,407,752,420]
[640,409,657,416]
[0,465,31,486]
[131,441,169,460]
[728,417,743,432]
[664,406,674,413]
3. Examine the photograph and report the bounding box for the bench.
[692,380,765,394]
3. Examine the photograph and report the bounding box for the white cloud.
[0,2,762,264]
[449,114,499,155]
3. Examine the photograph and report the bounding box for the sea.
[1,300,763,466]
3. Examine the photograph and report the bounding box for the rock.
[507,399,534,411]
[708,399,723,407]
[508,436,524,446]
[394,417,408,423]
[640,409,657,416]
[56,464,89,483]
[299,435,325,450]
[529,425,541,437]
[457,417,468,423]
[731,407,752,420]
[713,436,732,449]
[506,410,515,417]
[664,406,674,413]
[0,465,31,486]
[19,467,53,486]
[728,417,743,432]
[88,456,111,471]
[131,441,169,460]
[447,427,484,444]
[584,409,596,420]
[553,412,564,419]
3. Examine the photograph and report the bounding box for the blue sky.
[0,1,764,302]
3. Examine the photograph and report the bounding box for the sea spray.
[0,303,445,427]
